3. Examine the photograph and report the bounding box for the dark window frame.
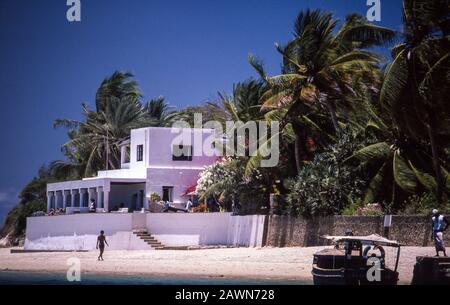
[137,145,143,162]
[172,145,193,161]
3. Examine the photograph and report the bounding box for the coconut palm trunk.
[294,134,302,174]
[426,118,444,205]
[324,99,340,135]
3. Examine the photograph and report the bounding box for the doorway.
[162,186,173,202]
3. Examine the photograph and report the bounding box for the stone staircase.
[132,230,191,250]
[132,231,164,249]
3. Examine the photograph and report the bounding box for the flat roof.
[321,234,400,247]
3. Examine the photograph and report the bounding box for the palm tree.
[218,79,266,122]
[52,71,174,178]
[380,0,450,204]
[95,71,142,113]
[53,95,151,177]
[350,88,450,208]
[248,10,395,173]
[143,96,177,127]
[251,10,395,131]
[173,79,266,128]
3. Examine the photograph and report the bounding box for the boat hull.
[312,248,398,285]
[312,266,398,285]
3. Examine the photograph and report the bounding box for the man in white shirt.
[185,199,193,212]
[89,199,96,213]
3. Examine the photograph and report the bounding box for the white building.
[28,127,267,251]
[46,127,219,214]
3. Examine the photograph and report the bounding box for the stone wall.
[265,215,450,247]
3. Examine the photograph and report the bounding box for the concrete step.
[155,246,190,250]
[133,231,165,249]
[146,240,162,244]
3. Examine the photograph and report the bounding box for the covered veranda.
[46,178,147,214]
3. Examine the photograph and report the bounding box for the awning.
[321,234,400,247]
[184,184,197,196]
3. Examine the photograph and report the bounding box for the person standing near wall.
[431,209,449,257]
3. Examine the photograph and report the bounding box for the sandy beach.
[0,246,437,284]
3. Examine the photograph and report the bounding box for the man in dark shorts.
[96,230,109,261]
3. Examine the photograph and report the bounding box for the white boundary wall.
[25,214,149,251]
[24,213,266,250]
[146,213,230,246]
[146,213,266,247]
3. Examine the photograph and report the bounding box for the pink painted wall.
[143,127,219,203]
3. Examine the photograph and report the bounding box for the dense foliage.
[196,158,268,213]
[286,131,368,216]
[2,1,450,245]
[0,166,51,243]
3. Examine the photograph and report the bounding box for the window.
[137,145,143,162]
[172,145,193,161]
[162,186,173,202]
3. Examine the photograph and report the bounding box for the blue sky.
[0,0,403,224]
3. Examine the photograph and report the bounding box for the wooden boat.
[312,234,400,285]
[412,256,450,285]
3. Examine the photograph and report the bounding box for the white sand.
[0,246,437,284]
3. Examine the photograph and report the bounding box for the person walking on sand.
[96,230,109,261]
[431,209,449,257]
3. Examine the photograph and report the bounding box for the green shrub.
[286,154,365,217]
[400,193,450,215]
[341,197,364,215]
[355,203,384,216]
[285,130,368,217]
[197,158,268,213]
[1,199,46,238]
[149,192,161,202]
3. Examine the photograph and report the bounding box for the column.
[62,190,68,209]
[97,187,103,210]
[103,190,110,212]
[88,188,93,206]
[144,186,149,210]
[79,189,85,207]
[71,190,76,207]
[47,191,53,212]
[55,191,61,209]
